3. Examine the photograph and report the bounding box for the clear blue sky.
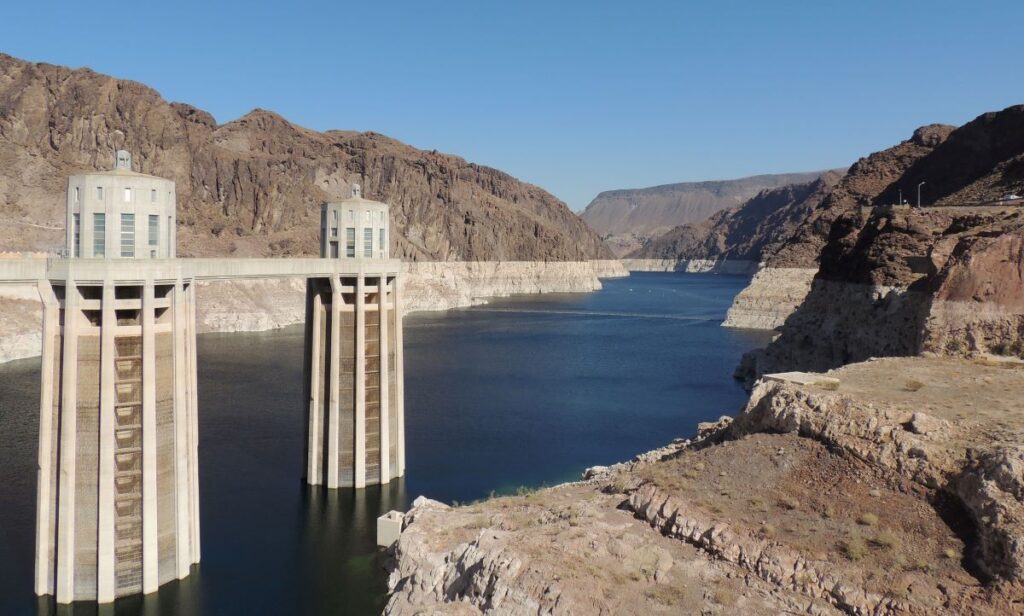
[3,1,1022,210]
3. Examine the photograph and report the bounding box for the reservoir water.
[0,272,771,615]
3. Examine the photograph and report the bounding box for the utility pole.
[917,181,926,208]
[898,189,903,206]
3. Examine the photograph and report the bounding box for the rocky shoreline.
[384,357,1024,615]
[720,266,816,331]
[621,258,758,275]
[0,260,629,364]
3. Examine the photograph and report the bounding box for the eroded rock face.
[721,267,817,330]
[767,124,955,270]
[739,208,1024,379]
[582,172,834,257]
[729,367,1024,586]
[0,53,610,261]
[385,358,1024,615]
[629,173,842,263]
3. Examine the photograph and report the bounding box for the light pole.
[917,181,926,208]
[898,189,903,206]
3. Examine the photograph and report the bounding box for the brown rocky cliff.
[629,172,842,262]
[739,207,1024,379]
[765,124,955,268]
[874,104,1024,206]
[0,53,610,260]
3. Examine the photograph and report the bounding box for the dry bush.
[712,587,738,607]
[842,535,868,561]
[904,379,925,392]
[869,530,898,550]
[778,497,800,511]
[857,512,879,526]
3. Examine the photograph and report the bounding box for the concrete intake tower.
[36,152,200,602]
[304,185,406,488]
[26,159,407,605]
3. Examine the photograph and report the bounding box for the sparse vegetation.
[778,497,800,511]
[750,497,769,513]
[760,524,777,540]
[904,379,925,392]
[711,587,738,607]
[842,535,868,561]
[819,380,840,391]
[943,546,961,560]
[856,512,879,526]
[869,530,898,550]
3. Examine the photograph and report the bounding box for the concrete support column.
[55,279,79,604]
[327,275,341,489]
[141,280,158,594]
[354,274,366,489]
[187,282,200,563]
[34,281,58,597]
[172,279,192,578]
[305,284,323,485]
[394,274,405,475]
[97,281,116,602]
[378,277,390,483]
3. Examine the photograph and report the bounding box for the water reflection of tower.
[299,478,407,613]
[304,184,405,488]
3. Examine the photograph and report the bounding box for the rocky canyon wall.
[738,206,1024,381]
[720,267,817,330]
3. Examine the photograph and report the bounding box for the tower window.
[379,228,385,256]
[151,189,157,202]
[121,213,135,257]
[73,187,79,203]
[148,214,159,248]
[345,228,355,258]
[93,213,106,257]
[123,187,132,202]
[97,186,104,200]
[73,214,80,257]
[363,227,373,257]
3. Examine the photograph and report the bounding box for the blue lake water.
[0,272,771,615]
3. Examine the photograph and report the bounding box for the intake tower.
[36,151,199,603]
[304,185,405,488]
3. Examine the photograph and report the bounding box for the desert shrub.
[857,512,879,526]
[842,535,868,561]
[869,530,898,550]
[778,497,800,511]
[904,379,925,392]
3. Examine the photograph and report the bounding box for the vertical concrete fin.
[354,274,366,489]
[34,280,58,597]
[172,278,192,578]
[55,278,79,603]
[305,283,324,485]
[327,275,341,488]
[187,281,200,563]
[378,276,390,483]
[395,274,406,476]
[97,281,116,602]
[141,280,158,594]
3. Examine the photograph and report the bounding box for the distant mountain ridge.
[580,171,838,256]
[0,53,611,261]
[629,172,843,262]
